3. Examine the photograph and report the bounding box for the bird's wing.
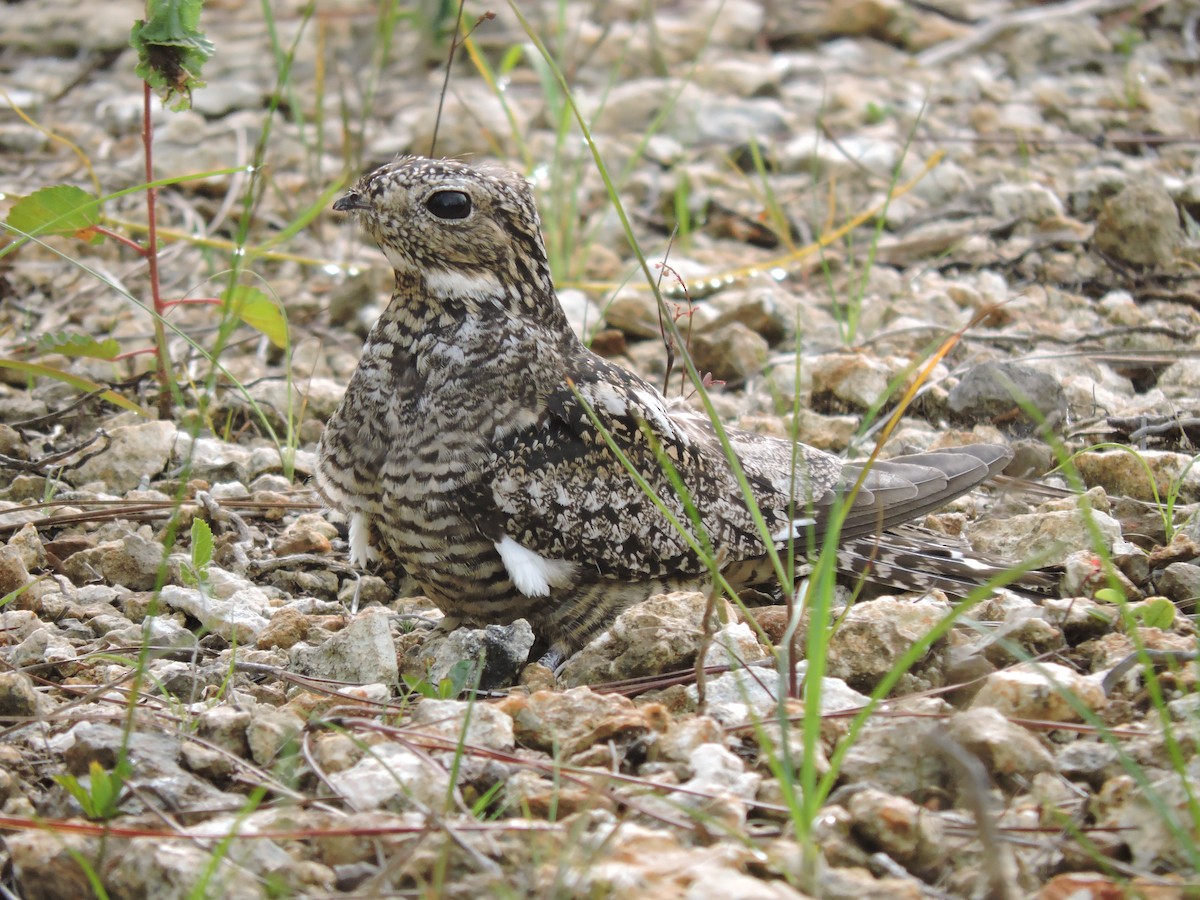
[467,352,1011,583]
[474,356,781,580]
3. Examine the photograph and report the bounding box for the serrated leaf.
[130,0,213,111]
[37,331,120,360]
[221,285,288,348]
[6,186,102,243]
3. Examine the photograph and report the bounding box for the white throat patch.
[424,266,503,300]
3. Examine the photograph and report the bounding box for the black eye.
[425,190,471,220]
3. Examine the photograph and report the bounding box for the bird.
[318,156,1033,666]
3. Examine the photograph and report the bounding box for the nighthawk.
[319,156,1027,663]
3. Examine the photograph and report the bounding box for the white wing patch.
[495,535,577,597]
[771,517,817,543]
[586,381,629,416]
[633,389,676,438]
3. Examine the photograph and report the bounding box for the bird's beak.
[333,190,370,213]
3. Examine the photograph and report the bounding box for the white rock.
[327,743,456,812]
[158,584,271,643]
[972,661,1107,722]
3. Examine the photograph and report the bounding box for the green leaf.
[401,674,437,699]
[52,760,126,820]
[53,773,97,817]
[88,761,116,816]
[1137,598,1176,630]
[221,285,288,349]
[1094,587,1126,604]
[442,659,476,697]
[191,517,213,573]
[5,186,103,243]
[0,358,151,418]
[37,331,120,360]
[130,0,213,111]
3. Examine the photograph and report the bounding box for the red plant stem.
[91,226,148,256]
[143,81,171,418]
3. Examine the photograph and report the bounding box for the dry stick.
[429,0,468,155]
[928,729,1019,900]
[917,0,1140,67]
[428,4,496,157]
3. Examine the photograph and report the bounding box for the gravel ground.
[2,0,1200,896]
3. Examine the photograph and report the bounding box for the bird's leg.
[395,613,442,631]
[536,646,566,673]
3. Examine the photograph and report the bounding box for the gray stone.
[290,610,398,685]
[847,788,946,876]
[67,421,177,492]
[825,596,955,692]
[690,665,868,729]
[0,546,31,598]
[9,627,76,669]
[173,435,252,483]
[1057,739,1121,788]
[62,721,241,814]
[6,523,46,570]
[411,698,515,752]
[946,707,1054,780]
[1093,180,1185,269]
[561,591,730,686]
[810,352,896,412]
[840,699,953,798]
[106,837,268,899]
[988,182,1064,223]
[971,503,1122,568]
[971,662,1107,722]
[246,705,304,767]
[7,831,103,900]
[1156,562,1200,603]
[0,671,41,718]
[62,531,164,591]
[414,618,535,691]
[326,742,455,812]
[157,583,271,643]
[947,361,1067,433]
[1075,449,1200,504]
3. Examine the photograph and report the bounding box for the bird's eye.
[425,190,472,220]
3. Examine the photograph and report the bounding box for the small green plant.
[402,658,476,699]
[470,779,506,819]
[1064,443,1197,544]
[180,517,214,590]
[864,101,892,124]
[1092,588,1177,630]
[54,759,130,820]
[1113,26,1144,58]
[1,0,287,421]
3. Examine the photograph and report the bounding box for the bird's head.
[334,157,557,313]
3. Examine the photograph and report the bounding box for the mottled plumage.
[319,156,1025,660]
